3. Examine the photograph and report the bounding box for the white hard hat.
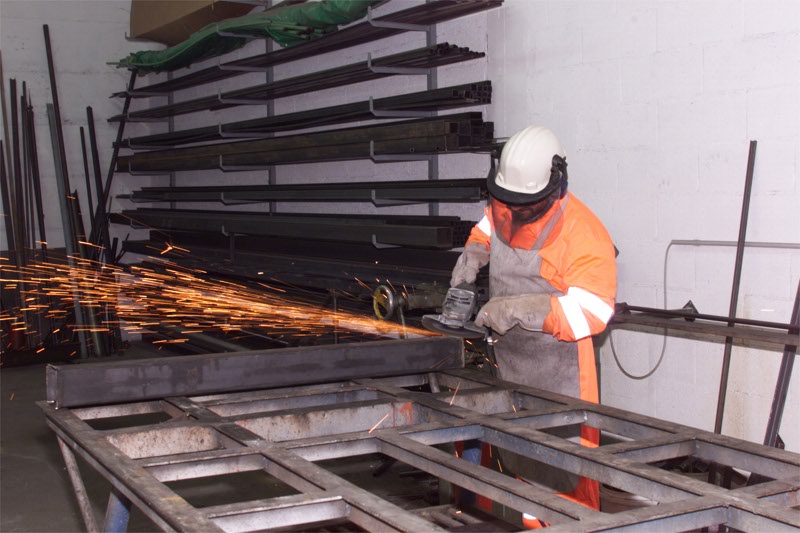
[487,126,568,205]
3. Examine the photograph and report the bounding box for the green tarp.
[115,0,380,73]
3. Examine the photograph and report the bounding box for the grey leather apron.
[490,197,581,492]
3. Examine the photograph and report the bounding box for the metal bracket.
[219,155,272,172]
[123,116,170,123]
[369,140,433,163]
[367,6,430,32]
[368,96,433,119]
[126,139,168,151]
[126,218,149,230]
[370,190,421,207]
[218,123,273,139]
[367,53,431,76]
[125,163,171,176]
[217,89,271,106]
[221,192,262,206]
[371,234,400,249]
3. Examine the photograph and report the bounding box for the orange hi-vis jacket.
[467,192,616,513]
[467,193,617,345]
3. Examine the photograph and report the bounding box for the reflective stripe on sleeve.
[558,294,591,339]
[568,287,614,324]
[476,215,491,236]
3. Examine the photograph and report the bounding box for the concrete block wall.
[485,0,800,451]
[0,0,163,251]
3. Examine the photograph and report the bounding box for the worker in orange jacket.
[451,126,617,525]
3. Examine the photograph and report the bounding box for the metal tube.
[88,70,137,258]
[763,281,800,448]
[57,437,100,533]
[79,127,95,228]
[102,489,131,533]
[714,140,757,435]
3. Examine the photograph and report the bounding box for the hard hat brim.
[486,166,562,206]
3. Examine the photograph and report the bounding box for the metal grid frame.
[41,345,800,532]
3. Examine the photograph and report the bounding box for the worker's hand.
[450,242,490,287]
[475,294,552,335]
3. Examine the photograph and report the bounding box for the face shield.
[490,189,562,246]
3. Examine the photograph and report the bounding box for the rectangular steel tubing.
[117,113,487,170]
[46,337,464,407]
[118,210,472,248]
[121,0,503,96]
[128,178,486,204]
[611,312,800,347]
[113,46,484,122]
[204,494,348,533]
[123,82,491,147]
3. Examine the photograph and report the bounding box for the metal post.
[57,437,100,533]
[102,489,132,533]
[79,127,95,229]
[713,140,757,434]
[88,70,137,257]
[763,281,800,448]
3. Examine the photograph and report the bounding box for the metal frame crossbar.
[40,338,800,532]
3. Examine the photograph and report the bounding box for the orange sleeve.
[542,205,617,342]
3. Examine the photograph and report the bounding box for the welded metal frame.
[41,341,799,532]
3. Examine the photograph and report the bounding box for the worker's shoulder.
[563,193,613,241]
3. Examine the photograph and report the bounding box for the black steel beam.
[119,0,503,97]
[112,209,474,249]
[112,45,485,122]
[121,82,491,148]
[45,337,463,407]
[125,178,486,204]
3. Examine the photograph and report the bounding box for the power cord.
[609,242,675,380]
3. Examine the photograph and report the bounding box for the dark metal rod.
[0,52,13,180]
[85,106,112,263]
[0,141,14,250]
[617,303,795,331]
[79,127,95,228]
[57,437,101,532]
[25,102,48,260]
[714,140,757,435]
[47,104,89,357]
[43,25,73,198]
[88,70,137,259]
[763,281,800,448]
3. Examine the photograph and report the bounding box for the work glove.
[450,242,490,287]
[474,293,552,335]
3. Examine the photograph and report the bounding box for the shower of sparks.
[368,413,391,434]
[0,252,433,350]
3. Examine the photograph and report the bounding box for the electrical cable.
[609,242,673,380]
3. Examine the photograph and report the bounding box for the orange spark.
[368,413,391,434]
[449,382,461,405]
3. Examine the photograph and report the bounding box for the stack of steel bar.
[117,113,494,173]
[111,45,485,123]
[123,178,486,204]
[111,209,476,249]
[120,81,491,148]
[117,0,503,98]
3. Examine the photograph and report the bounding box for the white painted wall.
[485,0,800,451]
[0,0,161,251]
[2,0,797,452]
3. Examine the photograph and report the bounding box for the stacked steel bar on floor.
[112,210,475,249]
[120,82,491,148]
[116,114,494,173]
[117,0,503,98]
[111,45,485,123]
[41,337,800,532]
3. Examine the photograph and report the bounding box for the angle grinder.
[422,283,486,339]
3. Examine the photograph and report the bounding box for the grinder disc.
[422,315,486,339]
